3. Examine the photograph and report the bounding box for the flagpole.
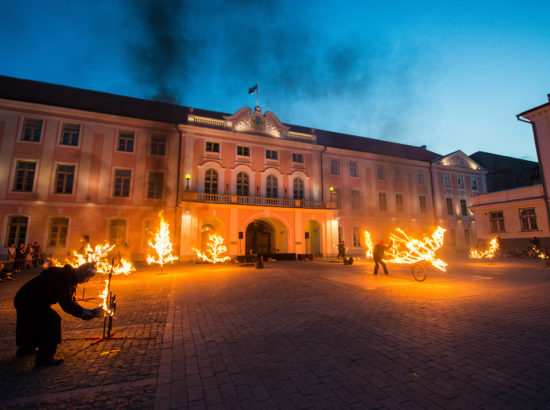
[256,85,259,107]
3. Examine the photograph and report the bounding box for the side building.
[0,76,486,261]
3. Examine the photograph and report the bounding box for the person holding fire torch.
[14,262,103,366]
[373,239,390,275]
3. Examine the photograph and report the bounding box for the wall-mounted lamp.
[329,186,334,201]
[185,174,190,191]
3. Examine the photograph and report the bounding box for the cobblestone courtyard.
[0,259,549,409]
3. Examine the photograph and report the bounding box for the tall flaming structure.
[469,237,499,259]
[363,231,373,259]
[385,226,448,271]
[146,211,178,273]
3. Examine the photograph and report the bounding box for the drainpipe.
[429,161,438,225]
[175,123,183,261]
[320,146,327,201]
[517,115,550,235]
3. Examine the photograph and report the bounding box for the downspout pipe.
[517,114,550,235]
[320,145,327,202]
[174,123,183,261]
[429,161,438,225]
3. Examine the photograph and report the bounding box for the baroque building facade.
[0,76,486,261]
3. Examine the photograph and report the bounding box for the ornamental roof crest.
[223,106,290,139]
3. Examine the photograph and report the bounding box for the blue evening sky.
[1,0,548,161]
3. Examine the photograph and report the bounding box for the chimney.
[420,145,427,149]
[547,94,550,102]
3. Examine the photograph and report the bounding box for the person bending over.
[14,262,102,366]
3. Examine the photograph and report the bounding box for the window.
[419,195,427,214]
[48,217,69,247]
[490,211,505,233]
[293,178,304,200]
[12,161,36,192]
[417,170,425,185]
[108,219,127,245]
[292,153,304,163]
[376,165,385,180]
[446,198,454,216]
[266,175,278,198]
[143,220,153,247]
[4,216,28,246]
[205,141,220,153]
[21,118,42,142]
[266,149,278,160]
[204,169,218,194]
[379,192,387,211]
[54,164,75,194]
[236,172,249,196]
[60,123,80,146]
[519,208,538,231]
[147,171,164,199]
[457,175,465,189]
[449,229,456,247]
[113,169,131,197]
[393,168,402,182]
[353,227,361,247]
[330,159,340,175]
[117,131,135,152]
[460,199,468,216]
[351,190,360,210]
[471,176,478,190]
[464,228,471,248]
[395,193,404,213]
[349,161,358,177]
[237,145,250,157]
[443,173,451,188]
[150,135,166,156]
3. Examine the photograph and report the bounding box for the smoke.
[122,0,428,140]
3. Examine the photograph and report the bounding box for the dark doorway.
[245,220,273,256]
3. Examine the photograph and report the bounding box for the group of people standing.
[1,241,44,282]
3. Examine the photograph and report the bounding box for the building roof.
[469,151,539,192]
[0,75,441,162]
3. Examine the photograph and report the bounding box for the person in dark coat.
[373,240,389,275]
[14,262,102,366]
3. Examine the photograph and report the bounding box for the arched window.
[204,169,218,194]
[236,172,249,196]
[266,175,278,198]
[293,178,304,200]
[109,219,127,245]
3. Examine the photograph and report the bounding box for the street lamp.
[329,186,334,202]
[185,174,190,191]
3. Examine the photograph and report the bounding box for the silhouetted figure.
[373,240,389,275]
[14,263,102,366]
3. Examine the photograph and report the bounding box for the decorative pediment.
[434,150,484,171]
[223,106,290,139]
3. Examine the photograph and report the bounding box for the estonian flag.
[248,84,258,94]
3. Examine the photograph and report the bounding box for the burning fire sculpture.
[146,211,177,273]
[469,237,499,259]
[52,242,135,276]
[193,234,231,263]
[363,231,373,259]
[385,226,448,271]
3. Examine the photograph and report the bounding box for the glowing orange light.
[193,234,231,263]
[469,237,499,259]
[99,279,113,316]
[385,226,447,271]
[51,242,135,275]
[146,211,178,271]
[363,231,373,259]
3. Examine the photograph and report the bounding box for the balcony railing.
[182,192,336,209]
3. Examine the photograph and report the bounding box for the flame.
[469,237,499,259]
[51,242,135,275]
[99,279,113,317]
[193,234,231,264]
[385,226,448,271]
[146,211,178,268]
[363,231,373,259]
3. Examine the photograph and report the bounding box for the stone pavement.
[0,258,549,409]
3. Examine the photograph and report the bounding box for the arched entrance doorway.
[305,220,321,256]
[245,218,287,256]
